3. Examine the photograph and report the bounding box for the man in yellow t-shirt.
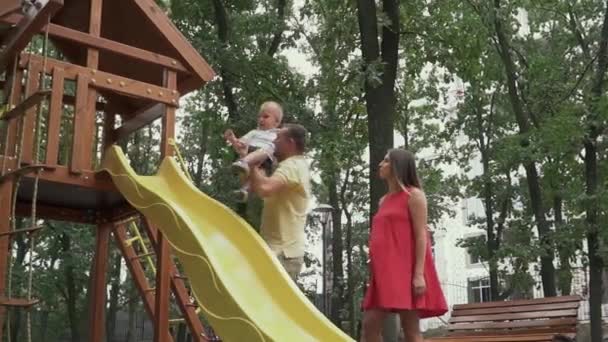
[250,123,310,281]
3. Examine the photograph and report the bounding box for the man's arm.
[249,166,288,197]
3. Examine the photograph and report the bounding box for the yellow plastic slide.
[101,146,353,342]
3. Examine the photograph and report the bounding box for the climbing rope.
[5,20,50,342]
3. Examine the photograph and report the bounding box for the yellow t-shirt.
[260,155,311,258]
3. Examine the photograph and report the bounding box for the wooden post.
[4,61,22,160]
[77,0,102,173]
[155,69,177,342]
[88,220,112,342]
[20,60,41,164]
[101,104,116,158]
[0,180,13,340]
[70,73,90,173]
[45,67,64,166]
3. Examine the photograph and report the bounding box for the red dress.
[362,190,448,318]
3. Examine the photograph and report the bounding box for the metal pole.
[322,218,327,314]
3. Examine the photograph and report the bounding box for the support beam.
[132,0,215,82]
[161,70,177,158]
[114,103,164,141]
[15,202,97,223]
[1,14,189,73]
[0,89,50,121]
[19,54,181,106]
[88,221,112,342]
[154,229,172,342]
[0,0,63,73]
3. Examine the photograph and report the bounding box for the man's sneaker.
[232,189,248,203]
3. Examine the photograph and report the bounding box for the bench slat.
[449,309,577,323]
[452,295,581,310]
[426,332,574,342]
[448,318,577,331]
[452,302,579,317]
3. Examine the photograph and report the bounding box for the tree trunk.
[60,232,81,342]
[356,0,399,216]
[585,1,608,339]
[357,0,399,337]
[554,195,572,295]
[327,175,344,326]
[211,0,239,122]
[491,0,556,297]
[106,249,122,341]
[344,210,355,337]
[126,282,137,342]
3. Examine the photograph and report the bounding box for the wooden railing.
[0,52,178,187]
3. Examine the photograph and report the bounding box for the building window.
[462,197,485,226]
[468,278,491,303]
[468,250,481,265]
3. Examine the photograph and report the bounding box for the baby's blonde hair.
[260,101,284,123]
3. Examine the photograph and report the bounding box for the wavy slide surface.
[101,146,353,342]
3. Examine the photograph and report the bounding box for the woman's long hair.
[388,148,421,189]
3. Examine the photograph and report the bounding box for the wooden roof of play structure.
[0,0,216,213]
[0,0,215,113]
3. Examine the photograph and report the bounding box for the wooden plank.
[0,14,189,73]
[0,164,48,184]
[447,318,577,331]
[16,165,116,191]
[89,221,111,342]
[45,67,64,165]
[114,103,164,141]
[0,89,50,121]
[426,333,575,342]
[161,70,176,158]
[15,202,97,223]
[0,225,44,237]
[452,296,582,310]
[20,60,42,164]
[452,302,580,317]
[0,297,39,307]
[0,0,63,73]
[70,73,89,173]
[131,0,215,82]
[449,309,578,324]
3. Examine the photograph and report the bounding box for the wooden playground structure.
[0,0,216,340]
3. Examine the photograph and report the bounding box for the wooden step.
[0,297,39,308]
[0,89,50,121]
[0,225,44,237]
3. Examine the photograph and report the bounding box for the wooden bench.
[426,295,581,342]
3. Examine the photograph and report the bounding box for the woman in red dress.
[361,149,447,342]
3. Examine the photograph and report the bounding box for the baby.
[224,101,283,201]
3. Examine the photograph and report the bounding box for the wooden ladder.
[113,216,219,342]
